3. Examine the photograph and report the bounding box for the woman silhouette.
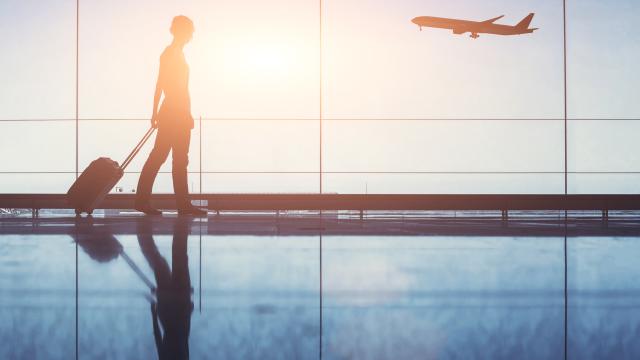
[135,15,206,216]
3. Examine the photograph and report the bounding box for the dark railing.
[1,194,640,220]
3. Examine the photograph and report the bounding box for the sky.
[0,0,639,194]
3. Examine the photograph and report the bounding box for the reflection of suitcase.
[67,127,155,215]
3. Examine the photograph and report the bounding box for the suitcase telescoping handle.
[120,250,156,291]
[120,127,156,171]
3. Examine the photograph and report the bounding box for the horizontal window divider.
[2,118,640,122]
[0,119,76,122]
[3,171,640,175]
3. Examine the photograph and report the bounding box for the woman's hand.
[151,114,158,129]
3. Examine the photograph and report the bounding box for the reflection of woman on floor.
[137,217,194,360]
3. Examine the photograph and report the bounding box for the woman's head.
[170,15,194,44]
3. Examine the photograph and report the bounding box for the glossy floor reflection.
[0,214,639,359]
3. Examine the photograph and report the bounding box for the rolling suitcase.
[67,127,156,215]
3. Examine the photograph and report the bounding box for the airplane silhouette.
[412,13,538,39]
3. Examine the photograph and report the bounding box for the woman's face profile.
[174,29,194,44]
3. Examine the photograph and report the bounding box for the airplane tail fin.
[516,13,535,30]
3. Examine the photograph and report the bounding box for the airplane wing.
[482,15,504,24]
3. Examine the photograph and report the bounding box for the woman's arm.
[151,59,164,128]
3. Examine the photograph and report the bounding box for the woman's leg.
[170,127,191,209]
[136,128,171,206]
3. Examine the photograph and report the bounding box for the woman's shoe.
[177,206,207,217]
[134,202,162,216]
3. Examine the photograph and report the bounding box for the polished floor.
[0,213,639,359]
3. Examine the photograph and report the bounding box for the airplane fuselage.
[412,14,537,38]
